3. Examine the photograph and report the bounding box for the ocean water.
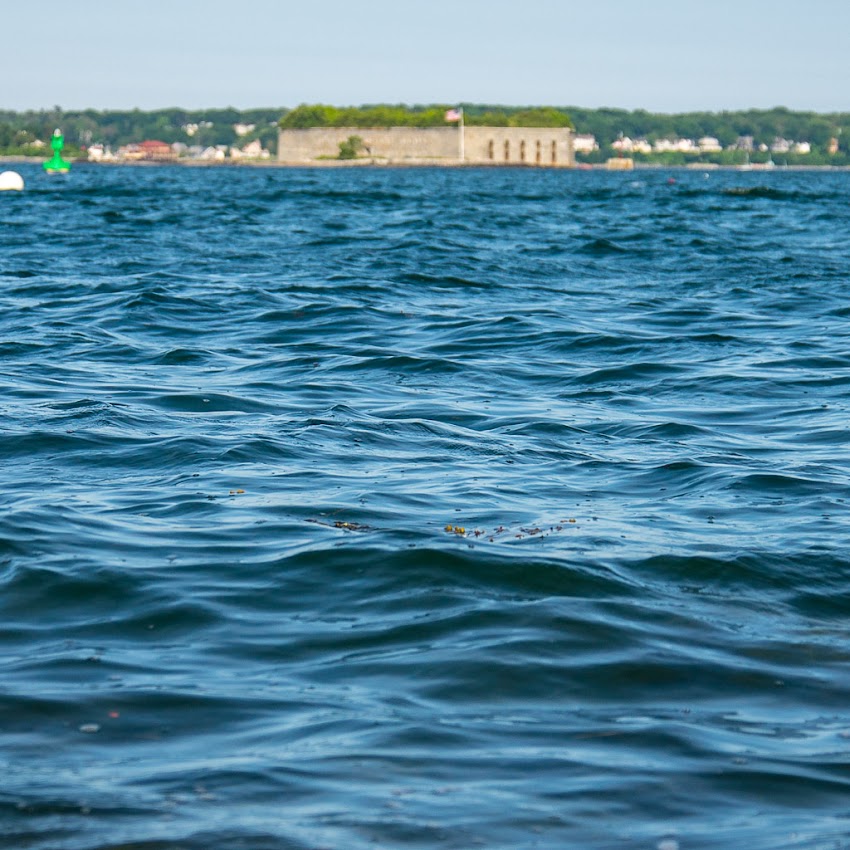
[1,163,849,850]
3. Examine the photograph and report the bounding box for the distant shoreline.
[3,155,850,172]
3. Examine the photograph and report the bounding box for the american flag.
[445,109,462,122]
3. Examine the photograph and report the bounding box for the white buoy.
[0,171,24,191]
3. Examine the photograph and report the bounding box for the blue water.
[2,163,850,850]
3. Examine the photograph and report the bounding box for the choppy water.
[2,163,850,850]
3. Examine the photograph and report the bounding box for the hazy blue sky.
[3,0,848,113]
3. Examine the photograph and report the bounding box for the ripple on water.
[1,165,850,849]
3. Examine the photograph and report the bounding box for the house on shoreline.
[278,126,575,167]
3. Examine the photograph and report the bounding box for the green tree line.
[567,105,847,149]
[0,107,284,156]
[1,104,848,161]
[280,104,574,129]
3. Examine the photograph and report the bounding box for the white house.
[573,133,598,153]
[86,143,116,162]
[612,136,651,154]
[230,139,270,160]
[653,138,698,153]
[200,146,227,161]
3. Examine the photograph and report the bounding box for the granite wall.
[278,126,574,166]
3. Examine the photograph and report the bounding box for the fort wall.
[278,126,574,166]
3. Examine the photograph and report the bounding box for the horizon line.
[3,103,850,116]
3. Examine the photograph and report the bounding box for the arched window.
[504,139,510,161]
[520,140,526,162]
[536,140,542,164]
[488,139,495,160]
[551,140,557,164]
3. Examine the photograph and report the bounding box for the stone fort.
[278,126,575,167]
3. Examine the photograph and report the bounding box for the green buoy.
[43,128,71,174]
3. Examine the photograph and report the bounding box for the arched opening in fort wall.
[463,127,573,167]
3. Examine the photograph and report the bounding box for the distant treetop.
[279,104,574,130]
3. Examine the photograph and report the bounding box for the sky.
[2,0,849,113]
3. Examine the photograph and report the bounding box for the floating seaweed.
[443,520,580,542]
[307,518,372,532]
[305,517,579,541]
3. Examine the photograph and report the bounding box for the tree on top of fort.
[279,104,574,130]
